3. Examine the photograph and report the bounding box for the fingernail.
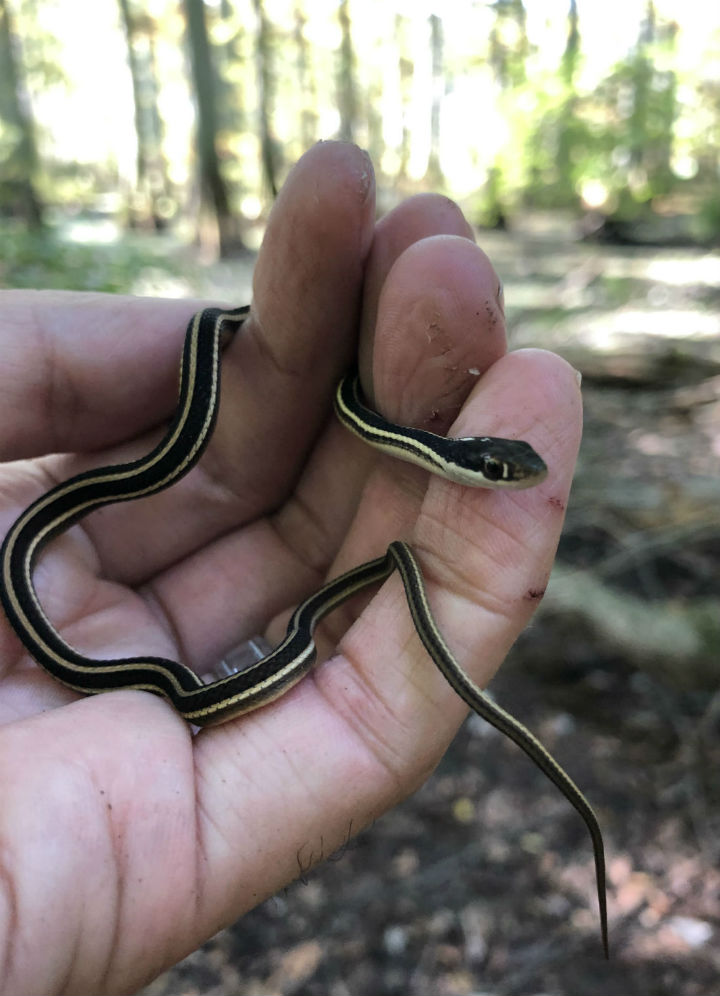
[496,278,505,316]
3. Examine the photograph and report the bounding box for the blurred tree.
[393,13,413,182]
[293,5,318,151]
[0,0,44,228]
[337,0,358,143]
[695,73,720,240]
[0,0,716,248]
[214,0,251,214]
[518,0,680,225]
[252,0,279,198]
[587,0,678,226]
[488,0,529,90]
[553,0,582,210]
[117,0,173,230]
[425,13,444,188]
[183,0,244,255]
[561,0,580,87]
[620,2,677,206]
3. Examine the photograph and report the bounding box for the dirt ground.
[139,233,720,996]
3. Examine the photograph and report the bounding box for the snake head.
[446,436,548,489]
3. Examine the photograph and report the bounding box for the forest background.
[4,0,720,263]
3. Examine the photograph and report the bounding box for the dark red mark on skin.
[547,496,565,511]
[484,299,500,328]
[525,588,546,601]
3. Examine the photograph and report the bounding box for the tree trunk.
[0,0,44,228]
[252,0,279,198]
[336,0,358,143]
[117,0,172,230]
[425,13,444,186]
[294,5,318,150]
[183,0,243,256]
[555,0,581,208]
[489,0,529,89]
[394,13,413,180]
[561,0,580,87]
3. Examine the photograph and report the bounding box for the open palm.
[0,142,581,995]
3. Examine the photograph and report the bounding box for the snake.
[0,303,608,956]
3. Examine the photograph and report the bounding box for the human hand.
[0,142,582,994]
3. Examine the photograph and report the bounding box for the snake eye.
[481,456,506,482]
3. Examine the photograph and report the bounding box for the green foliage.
[488,0,531,90]
[13,0,66,91]
[521,98,594,210]
[0,222,182,292]
[518,16,679,217]
[594,58,677,210]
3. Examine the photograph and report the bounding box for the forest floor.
[5,219,719,995]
